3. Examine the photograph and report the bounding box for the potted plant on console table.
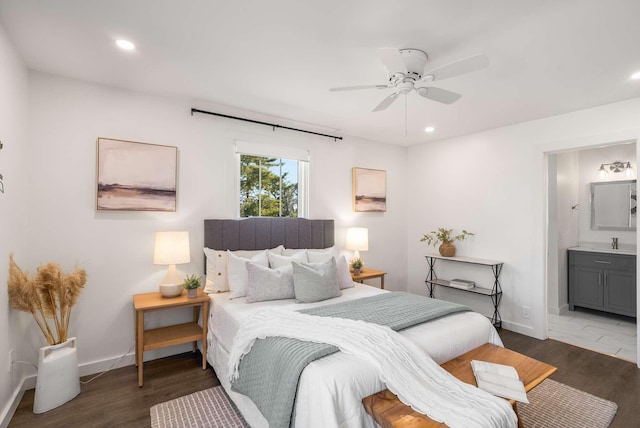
[421,227,474,257]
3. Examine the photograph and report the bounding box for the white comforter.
[207,285,503,428]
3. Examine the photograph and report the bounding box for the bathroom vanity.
[568,247,636,317]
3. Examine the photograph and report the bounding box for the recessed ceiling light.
[631,71,640,80]
[116,39,135,51]
[424,126,435,133]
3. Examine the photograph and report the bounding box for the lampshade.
[154,231,191,297]
[154,231,191,265]
[346,227,369,261]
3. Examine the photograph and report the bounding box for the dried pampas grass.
[7,254,87,345]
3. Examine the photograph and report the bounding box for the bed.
[203,218,503,428]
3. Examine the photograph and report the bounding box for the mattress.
[207,284,503,428]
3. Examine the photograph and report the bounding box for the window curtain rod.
[191,108,342,141]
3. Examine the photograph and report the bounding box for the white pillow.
[304,246,339,258]
[292,258,341,303]
[268,250,308,268]
[246,262,295,303]
[281,248,308,256]
[227,250,269,299]
[203,246,283,293]
[306,254,354,290]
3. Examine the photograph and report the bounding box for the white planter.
[33,337,81,414]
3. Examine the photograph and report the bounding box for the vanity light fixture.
[597,161,633,179]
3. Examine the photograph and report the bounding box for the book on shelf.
[471,360,529,403]
[448,279,475,289]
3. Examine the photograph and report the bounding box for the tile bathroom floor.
[548,307,637,363]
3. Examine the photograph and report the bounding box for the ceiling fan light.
[631,71,640,80]
[424,126,435,133]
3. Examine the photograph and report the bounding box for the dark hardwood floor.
[9,351,219,427]
[500,329,639,428]
[9,331,639,427]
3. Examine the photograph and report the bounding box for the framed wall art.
[96,138,177,212]
[352,167,386,212]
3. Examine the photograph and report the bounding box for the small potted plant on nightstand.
[183,274,202,299]
[350,257,364,275]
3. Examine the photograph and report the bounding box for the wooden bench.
[362,343,557,428]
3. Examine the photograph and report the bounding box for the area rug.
[151,380,617,428]
[518,379,617,428]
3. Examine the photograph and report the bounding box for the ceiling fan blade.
[378,48,407,75]
[421,54,489,82]
[329,84,389,92]
[373,92,401,112]
[417,87,462,104]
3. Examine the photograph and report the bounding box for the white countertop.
[568,246,636,256]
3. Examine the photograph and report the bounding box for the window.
[238,153,308,218]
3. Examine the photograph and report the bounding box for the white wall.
[407,97,640,340]
[551,151,579,315]
[21,72,408,377]
[0,24,29,427]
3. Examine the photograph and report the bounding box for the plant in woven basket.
[421,228,474,257]
[182,274,202,290]
[7,254,87,345]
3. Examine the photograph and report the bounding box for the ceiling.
[1,0,639,146]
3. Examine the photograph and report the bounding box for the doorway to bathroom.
[547,140,637,363]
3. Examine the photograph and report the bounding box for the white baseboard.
[547,304,569,316]
[501,320,538,338]
[78,352,136,377]
[1,378,26,428]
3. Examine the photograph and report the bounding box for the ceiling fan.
[329,48,489,112]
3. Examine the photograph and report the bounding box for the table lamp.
[346,227,369,262]
[153,231,191,297]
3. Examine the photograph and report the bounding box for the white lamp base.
[159,264,183,297]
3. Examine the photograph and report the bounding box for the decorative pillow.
[306,253,354,290]
[304,246,339,258]
[245,262,295,303]
[268,250,308,268]
[281,248,308,256]
[203,246,283,293]
[227,250,269,299]
[292,258,341,303]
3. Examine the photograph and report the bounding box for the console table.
[425,255,503,328]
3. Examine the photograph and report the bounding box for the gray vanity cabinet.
[568,250,636,317]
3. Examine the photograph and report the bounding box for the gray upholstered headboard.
[204,218,334,251]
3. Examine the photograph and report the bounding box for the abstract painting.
[352,167,386,212]
[96,138,177,211]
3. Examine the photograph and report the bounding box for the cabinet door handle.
[594,260,611,264]
[598,273,602,286]
[604,272,608,286]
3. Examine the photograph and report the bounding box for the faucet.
[612,237,619,250]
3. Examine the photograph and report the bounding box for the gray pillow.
[245,262,295,303]
[292,258,341,303]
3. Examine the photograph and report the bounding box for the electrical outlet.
[8,349,14,373]
[522,306,531,319]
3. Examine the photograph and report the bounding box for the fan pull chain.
[405,94,408,137]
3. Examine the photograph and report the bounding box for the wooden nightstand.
[133,289,210,386]
[351,268,387,289]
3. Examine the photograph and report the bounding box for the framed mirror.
[591,180,636,230]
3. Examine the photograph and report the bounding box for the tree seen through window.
[240,155,298,217]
